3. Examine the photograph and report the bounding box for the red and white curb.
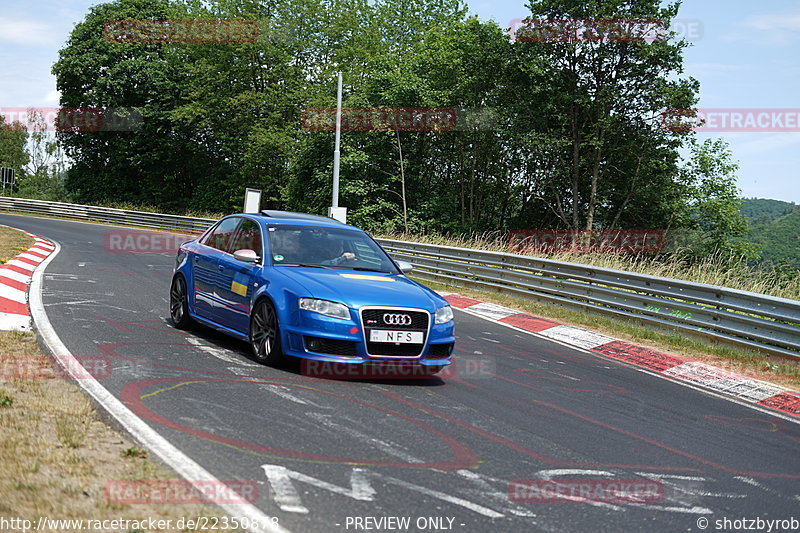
[440,292,800,419]
[0,231,55,332]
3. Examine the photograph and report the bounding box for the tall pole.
[331,71,343,208]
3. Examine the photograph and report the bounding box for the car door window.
[201,217,241,252]
[229,219,263,258]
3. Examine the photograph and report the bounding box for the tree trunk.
[570,104,581,230]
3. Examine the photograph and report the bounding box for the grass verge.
[0,226,240,532]
[0,225,34,264]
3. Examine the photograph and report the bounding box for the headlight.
[299,298,350,320]
[434,305,454,324]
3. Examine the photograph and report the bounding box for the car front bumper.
[282,307,455,367]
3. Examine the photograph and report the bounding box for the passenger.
[275,232,303,263]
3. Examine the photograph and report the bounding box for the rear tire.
[250,299,284,365]
[169,274,193,329]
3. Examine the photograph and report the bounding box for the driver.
[319,237,356,266]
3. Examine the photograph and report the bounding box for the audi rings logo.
[383,313,412,326]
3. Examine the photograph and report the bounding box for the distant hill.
[740,198,796,226]
[742,199,800,266]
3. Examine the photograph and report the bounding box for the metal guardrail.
[0,196,215,235]
[375,239,800,360]
[2,196,798,359]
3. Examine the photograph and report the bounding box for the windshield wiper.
[275,263,334,269]
[350,267,392,273]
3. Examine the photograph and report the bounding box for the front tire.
[250,299,283,365]
[169,274,193,329]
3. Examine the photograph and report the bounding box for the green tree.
[0,114,29,190]
[286,12,513,234]
[52,0,222,211]
[512,0,698,230]
[675,139,759,259]
[13,109,69,200]
[49,0,749,265]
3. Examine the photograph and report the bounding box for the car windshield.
[267,225,399,273]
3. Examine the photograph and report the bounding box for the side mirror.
[396,260,414,274]
[233,249,260,263]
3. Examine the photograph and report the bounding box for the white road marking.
[228,366,256,376]
[16,252,45,262]
[637,472,746,500]
[43,298,137,313]
[663,362,784,402]
[551,372,579,381]
[538,325,616,350]
[468,302,517,320]
[1,269,32,283]
[534,469,716,514]
[0,311,30,331]
[0,283,27,302]
[261,465,374,514]
[259,384,311,405]
[4,259,35,272]
[456,469,536,517]
[307,413,422,463]
[45,274,96,283]
[378,474,505,518]
[260,464,504,518]
[733,476,800,501]
[30,240,286,533]
[186,337,260,367]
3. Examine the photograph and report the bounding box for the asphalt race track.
[3,213,800,533]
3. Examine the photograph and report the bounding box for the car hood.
[272,267,444,311]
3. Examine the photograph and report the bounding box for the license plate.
[370,330,423,344]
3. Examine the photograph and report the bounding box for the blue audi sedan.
[169,211,454,374]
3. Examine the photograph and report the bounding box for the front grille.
[360,309,428,330]
[427,343,454,358]
[304,336,358,356]
[360,308,429,358]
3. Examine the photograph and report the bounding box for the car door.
[214,218,264,333]
[193,216,242,322]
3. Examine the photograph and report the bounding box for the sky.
[1,0,799,203]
